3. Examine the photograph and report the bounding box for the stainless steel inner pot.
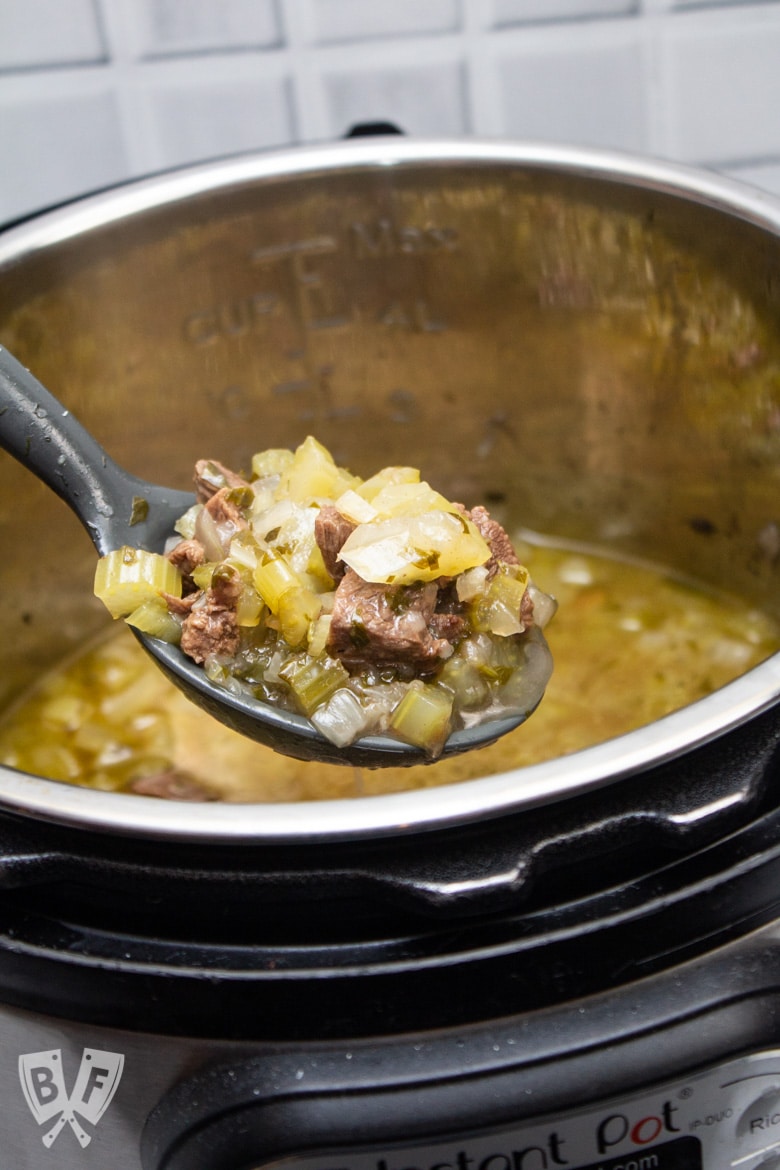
[0,138,778,843]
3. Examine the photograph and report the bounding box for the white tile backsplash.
[323,59,467,138]
[2,0,780,221]
[0,87,126,221]
[147,74,294,166]
[724,158,780,195]
[132,0,282,57]
[496,31,646,149]
[0,0,105,70]
[492,0,639,26]
[668,0,776,8]
[662,9,780,163]
[306,0,462,44]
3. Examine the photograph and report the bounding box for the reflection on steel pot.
[0,138,779,844]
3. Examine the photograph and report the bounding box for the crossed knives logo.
[19,1048,124,1148]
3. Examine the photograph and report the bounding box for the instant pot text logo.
[18,1048,124,1149]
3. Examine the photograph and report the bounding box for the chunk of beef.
[130,770,215,801]
[180,567,242,663]
[180,607,239,663]
[193,485,250,560]
[204,485,250,533]
[521,586,535,627]
[194,459,251,503]
[429,610,467,643]
[314,504,356,581]
[167,537,206,594]
[428,578,468,643]
[161,590,199,618]
[467,505,534,624]
[327,570,457,675]
[467,504,519,574]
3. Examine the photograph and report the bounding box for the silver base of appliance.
[2,919,780,1169]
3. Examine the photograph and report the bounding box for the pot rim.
[1,136,779,844]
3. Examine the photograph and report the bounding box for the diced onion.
[356,465,420,502]
[252,499,295,542]
[194,507,228,561]
[527,583,558,630]
[339,511,490,585]
[173,503,201,541]
[496,628,554,715]
[369,480,458,519]
[334,489,377,525]
[125,598,182,643]
[311,688,372,746]
[456,565,489,602]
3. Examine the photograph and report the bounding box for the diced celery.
[235,583,265,627]
[124,711,173,756]
[204,660,248,698]
[125,598,182,643]
[191,562,218,590]
[279,655,349,715]
[390,682,454,754]
[72,721,118,755]
[307,613,332,658]
[471,565,530,636]
[437,656,489,711]
[277,587,323,648]
[88,770,130,793]
[28,744,82,783]
[253,551,302,613]
[306,541,335,589]
[40,692,90,730]
[94,547,182,619]
[99,671,163,722]
[251,447,294,480]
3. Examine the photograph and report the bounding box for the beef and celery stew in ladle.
[0,346,554,768]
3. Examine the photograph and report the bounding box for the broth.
[1,537,777,802]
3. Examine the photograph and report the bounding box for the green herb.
[129,496,149,526]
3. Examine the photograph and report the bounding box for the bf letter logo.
[19,1048,124,1148]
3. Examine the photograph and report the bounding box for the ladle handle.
[0,346,191,555]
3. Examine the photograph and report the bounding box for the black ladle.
[0,346,536,767]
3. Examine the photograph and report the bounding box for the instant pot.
[0,138,779,1170]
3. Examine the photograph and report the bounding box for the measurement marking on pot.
[350,218,459,258]
[182,292,278,346]
[252,236,350,334]
[378,299,446,332]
